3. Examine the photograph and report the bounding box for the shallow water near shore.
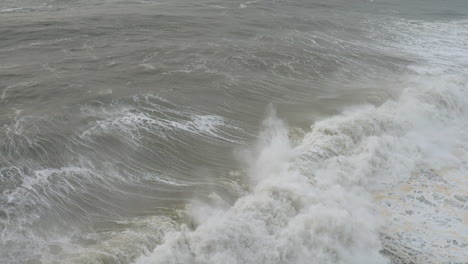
[1,0,467,263]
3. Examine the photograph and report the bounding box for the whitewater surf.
[1,0,467,263]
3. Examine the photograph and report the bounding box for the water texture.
[0,0,467,263]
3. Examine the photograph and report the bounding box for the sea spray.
[136,107,388,264]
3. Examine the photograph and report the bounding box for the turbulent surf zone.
[0,0,467,264]
[137,66,468,264]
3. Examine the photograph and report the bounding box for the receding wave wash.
[1,0,467,263]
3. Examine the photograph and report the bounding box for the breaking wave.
[136,72,467,264]
[135,17,468,264]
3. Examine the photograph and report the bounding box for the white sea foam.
[79,103,233,142]
[136,70,467,264]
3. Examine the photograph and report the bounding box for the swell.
[0,94,244,264]
[1,6,467,264]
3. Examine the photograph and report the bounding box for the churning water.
[1,0,467,263]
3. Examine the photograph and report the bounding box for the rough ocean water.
[0,0,467,263]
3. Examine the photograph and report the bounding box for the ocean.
[0,0,467,263]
